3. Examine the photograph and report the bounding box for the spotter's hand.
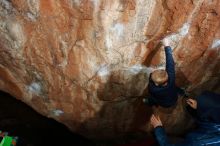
[150,114,163,128]
[186,98,197,109]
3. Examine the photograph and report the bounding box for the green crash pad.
[0,136,13,146]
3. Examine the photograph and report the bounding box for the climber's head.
[151,69,168,86]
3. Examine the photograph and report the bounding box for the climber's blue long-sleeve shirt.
[148,46,179,107]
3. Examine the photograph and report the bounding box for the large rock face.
[0,0,220,139]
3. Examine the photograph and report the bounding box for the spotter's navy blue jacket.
[148,46,181,107]
[154,91,220,146]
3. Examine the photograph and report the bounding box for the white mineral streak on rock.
[164,22,190,49]
[134,0,156,40]
[73,0,81,6]
[111,23,124,38]
[27,0,40,21]
[58,40,68,68]
[6,21,26,49]
[211,39,220,49]
[179,23,190,36]
[0,0,13,11]
[103,0,155,65]
[97,65,110,77]
[52,109,64,116]
[127,64,151,75]
[28,82,42,96]
[91,0,100,11]
[105,23,124,50]
[168,0,205,50]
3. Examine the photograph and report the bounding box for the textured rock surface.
[0,0,220,139]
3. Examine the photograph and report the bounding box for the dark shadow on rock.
[96,69,149,102]
[143,42,162,66]
[175,67,191,90]
[0,91,94,146]
[77,96,154,145]
[79,71,155,145]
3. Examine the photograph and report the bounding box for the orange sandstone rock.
[0,0,220,139]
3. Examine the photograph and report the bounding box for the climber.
[150,91,220,146]
[143,38,185,107]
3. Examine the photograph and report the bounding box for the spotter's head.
[151,69,168,86]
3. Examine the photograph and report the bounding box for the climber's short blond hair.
[151,69,168,85]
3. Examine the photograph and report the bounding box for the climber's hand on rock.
[162,38,170,47]
[150,114,163,128]
[186,98,197,109]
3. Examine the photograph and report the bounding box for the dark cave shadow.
[95,68,153,127]
[143,42,162,66]
[77,97,155,146]
[80,73,155,145]
[0,91,95,146]
[0,90,154,146]
[175,67,191,92]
